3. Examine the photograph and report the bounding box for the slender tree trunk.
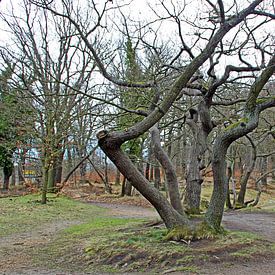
[237,137,256,206]
[260,156,268,188]
[271,155,275,181]
[41,166,49,204]
[226,166,233,209]
[120,176,126,197]
[151,126,184,215]
[154,164,161,189]
[124,180,132,196]
[115,168,120,185]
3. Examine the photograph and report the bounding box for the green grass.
[0,194,106,237]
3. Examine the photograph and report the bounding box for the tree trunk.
[54,153,64,185]
[226,166,233,209]
[115,168,121,185]
[151,126,184,215]
[98,134,190,229]
[184,105,209,214]
[184,140,203,214]
[41,166,49,204]
[260,156,268,187]
[120,176,126,196]
[205,140,228,231]
[271,155,275,181]
[124,180,132,196]
[154,164,161,189]
[47,166,55,192]
[237,136,256,206]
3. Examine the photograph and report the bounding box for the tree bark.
[98,133,190,229]
[150,126,184,215]
[260,156,268,187]
[154,164,161,189]
[184,103,211,214]
[205,139,228,231]
[237,136,256,206]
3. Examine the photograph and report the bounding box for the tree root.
[165,222,225,241]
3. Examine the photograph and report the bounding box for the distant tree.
[0,62,34,190]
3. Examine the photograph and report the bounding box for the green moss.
[256,96,275,104]
[224,118,248,131]
[165,222,223,241]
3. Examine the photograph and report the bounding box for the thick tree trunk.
[98,134,190,229]
[151,126,183,215]
[205,140,228,231]
[184,139,203,213]
[184,104,209,214]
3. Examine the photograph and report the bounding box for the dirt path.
[89,201,275,242]
[222,211,275,242]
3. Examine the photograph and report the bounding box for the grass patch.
[0,194,106,237]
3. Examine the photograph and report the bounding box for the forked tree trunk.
[98,134,190,229]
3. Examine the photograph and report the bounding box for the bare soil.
[1,198,275,274]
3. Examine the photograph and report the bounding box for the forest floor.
[0,187,275,274]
